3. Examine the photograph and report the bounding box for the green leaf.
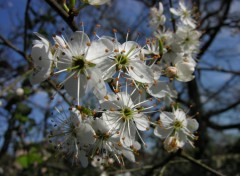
[16,103,32,115]
[23,87,32,95]
[16,147,43,168]
[15,114,29,123]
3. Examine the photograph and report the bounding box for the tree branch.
[0,34,28,60]
[180,152,226,176]
[44,0,78,32]
[24,0,31,52]
[206,98,240,117]
[208,121,240,131]
[198,67,240,75]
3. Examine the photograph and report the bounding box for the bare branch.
[44,0,78,32]
[208,121,240,131]
[206,98,240,117]
[198,67,240,75]
[180,152,226,176]
[0,34,28,60]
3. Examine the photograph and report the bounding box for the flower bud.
[165,66,177,78]
[164,136,180,152]
[16,88,24,96]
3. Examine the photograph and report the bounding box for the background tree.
[0,0,239,175]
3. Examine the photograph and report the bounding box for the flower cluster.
[30,1,200,168]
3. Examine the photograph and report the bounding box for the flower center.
[173,120,183,130]
[115,54,129,70]
[72,55,86,70]
[122,107,133,120]
[96,132,110,141]
[183,10,190,18]
[69,123,79,138]
[70,55,96,73]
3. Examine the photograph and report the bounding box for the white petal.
[93,79,108,101]
[102,112,121,130]
[64,73,86,99]
[34,32,50,46]
[79,150,88,168]
[91,118,109,133]
[31,43,52,67]
[176,61,195,82]
[177,130,187,147]
[97,59,116,80]
[56,54,71,70]
[154,126,173,139]
[69,31,90,56]
[147,81,169,98]
[151,64,162,80]
[30,67,51,85]
[128,61,154,83]
[170,8,180,16]
[120,121,136,147]
[85,68,104,93]
[86,38,114,64]
[187,118,199,132]
[134,113,149,131]
[53,35,67,48]
[122,148,135,162]
[160,112,174,127]
[78,123,96,145]
[88,0,110,5]
[174,109,187,125]
[119,41,140,56]
[158,2,164,14]
[179,1,187,11]
[116,92,134,108]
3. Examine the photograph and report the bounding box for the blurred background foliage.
[0,0,239,175]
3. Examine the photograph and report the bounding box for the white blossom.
[87,118,139,164]
[84,0,110,5]
[149,2,166,29]
[170,1,196,28]
[175,25,201,52]
[98,38,155,86]
[101,91,151,147]
[53,31,114,104]
[30,33,53,85]
[154,108,199,152]
[165,59,195,82]
[48,108,95,167]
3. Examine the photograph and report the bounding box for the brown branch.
[198,0,232,59]
[208,121,240,131]
[144,151,179,176]
[0,34,28,60]
[24,0,31,52]
[169,0,176,32]
[180,152,226,176]
[44,0,78,32]
[206,98,240,117]
[198,67,240,75]
[0,116,16,159]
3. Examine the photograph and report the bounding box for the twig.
[169,0,176,32]
[144,151,179,176]
[47,80,72,105]
[0,34,28,60]
[208,121,240,131]
[198,67,240,75]
[45,0,78,32]
[108,165,153,175]
[180,152,225,176]
[24,0,31,52]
